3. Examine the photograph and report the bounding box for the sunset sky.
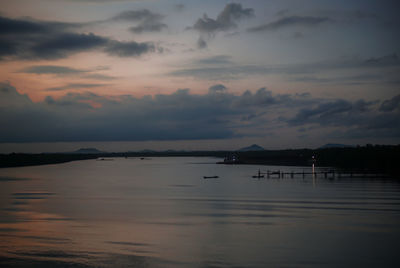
[0,0,399,152]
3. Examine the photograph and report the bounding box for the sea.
[0,157,399,267]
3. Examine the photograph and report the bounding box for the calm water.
[0,157,399,267]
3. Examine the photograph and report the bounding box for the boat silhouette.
[203,176,219,179]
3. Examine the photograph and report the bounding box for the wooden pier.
[253,170,389,179]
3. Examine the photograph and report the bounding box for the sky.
[0,0,399,152]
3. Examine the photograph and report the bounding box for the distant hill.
[238,144,265,152]
[320,144,354,149]
[72,148,104,154]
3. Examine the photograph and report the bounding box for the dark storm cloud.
[191,3,254,36]
[247,16,331,32]
[112,9,167,34]
[0,15,160,60]
[1,82,399,142]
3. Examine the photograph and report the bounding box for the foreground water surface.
[0,157,399,267]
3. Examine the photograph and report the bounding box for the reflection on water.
[0,157,399,267]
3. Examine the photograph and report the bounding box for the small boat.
[252,169,264,178]
[96,158,114,161]
[203,176,219,179]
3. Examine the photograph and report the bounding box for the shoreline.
[1,145,399,175]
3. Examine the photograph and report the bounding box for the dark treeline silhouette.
[231,144,400,175]
[0,153,99,168]
[1,144,399,175]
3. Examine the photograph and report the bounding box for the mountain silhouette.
[238,144,265,152]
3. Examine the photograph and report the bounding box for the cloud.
[130,22,167,34]
[380,94,400,112]
[19,65,88,75]
[46,83,109,91]
[192,3,254,35]
[112,10,161,22]
[340,10,378,21]
[287,73,389,85]
[1,82,398,143]
[208,84,227,94]
[0,82,32,108]
[169,65,270,80]
[288,99,366,125]
[0,15,81,36]
[174,4,185,12]
[276,9,290,17]
[196,55,232,65]
[285,97,400,141]
[364,53,400,68]
[65,0,131,2]
[247,16,331,32]
[317,9,380,24]
[0,16,57,59]
[83,73,116,80]
[19,65,117,81]
[0,15,160,60]
[170,53,400,81]
[29,33,109,60]
[286,99,383,129]
[104,40,156,57]
[293,32,304,39]
[112,9,167,34]
[0,39,17,57]
[234,87,313,108]
[295,53,400,71]
[197,37,207,49]
[0,83,238,142]
[0,16,50,35]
